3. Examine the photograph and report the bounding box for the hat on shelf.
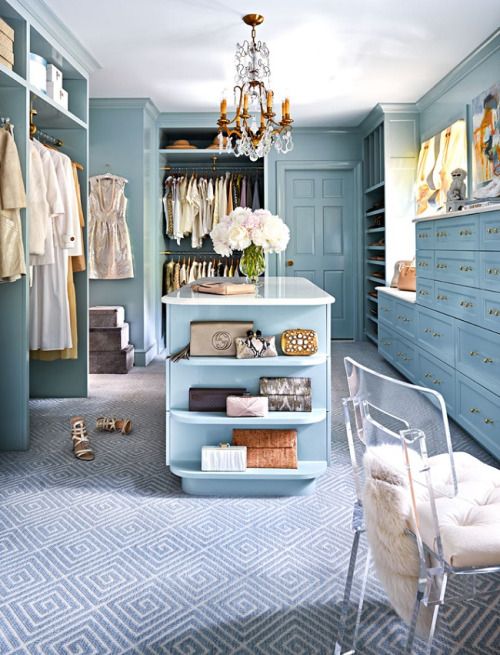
[207,134,228,149]
[166,139,197,149]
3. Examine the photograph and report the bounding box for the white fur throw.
[362,445,432,635]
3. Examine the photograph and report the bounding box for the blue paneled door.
[284,169,355,338]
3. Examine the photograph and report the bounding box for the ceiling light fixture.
[217,13,293,161]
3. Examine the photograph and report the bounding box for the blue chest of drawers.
[378,207,500,460]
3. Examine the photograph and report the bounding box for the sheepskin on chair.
[362,445,432,635]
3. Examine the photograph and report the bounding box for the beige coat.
[0,128,26,282]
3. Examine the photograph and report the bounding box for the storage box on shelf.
[377,206,500,460]
[162,277,334,496]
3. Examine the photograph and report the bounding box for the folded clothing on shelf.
[232,429,297,468]
[259,377,312,412]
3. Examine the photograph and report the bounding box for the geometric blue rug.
[0,342,498,654]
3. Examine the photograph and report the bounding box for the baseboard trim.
[134,342,157,367]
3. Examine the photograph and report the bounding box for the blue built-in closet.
[0,0,94,450]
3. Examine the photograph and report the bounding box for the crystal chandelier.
[217,13,293,161]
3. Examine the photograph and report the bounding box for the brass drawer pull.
[418,233,428,238]
[483,357,494,364]
[436,294,448,300]
[436,263,448,269]
[487,268,500,275]
[487,226,499,234]
[436,231,448,238]
[424,327,432,333]
[488,308,500,317]
[459,265,473,272]
[418,261,428,268]
[424,372,433,379]
[432,379,441,385]
[469,407,480,414]
[419,289,429,296]
[382,340,391,346]
[459,229,473,236]
[459,300,473,308]
[484,418,495,425]
[469,351,479,356]
[432,332,441,337]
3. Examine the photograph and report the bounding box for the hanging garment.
[232,175,239,208]
[205,178,214,234]
[30,148,80,351]
[179,261,187,286]
[0,127,27,283]
[227,177,234,213]
[28,141,49,256]
[188,177,203,248]
[88,174,134,279]
[252,177,261,210]
[245,176,252,208]
[163,177,174,237]
[173,261,181,290]
[240,175,247,208]
[172,177,182,243]
[71,163,86,273]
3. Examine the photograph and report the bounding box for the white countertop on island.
[413,203,500,223]
[376,286,416,303]
[162,277,335,306]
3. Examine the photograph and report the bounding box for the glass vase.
[239,244,265,284]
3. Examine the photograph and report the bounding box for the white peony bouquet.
[210,207,290,257]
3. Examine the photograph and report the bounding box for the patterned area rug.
[0,342,498,654]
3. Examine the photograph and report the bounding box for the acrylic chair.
[335,357,500,654]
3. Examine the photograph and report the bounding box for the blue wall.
[418,30,500,141]
[89,99,158,365]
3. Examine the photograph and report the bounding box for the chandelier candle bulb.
[243,93,249,112]
[284,98,290,116]
[220,98,227,115]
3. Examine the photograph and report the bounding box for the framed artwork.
[472,82,500,198]
[415,119,467,216]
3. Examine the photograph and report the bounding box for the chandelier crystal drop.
[217,14,293,161]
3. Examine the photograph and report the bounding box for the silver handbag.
[235,330,277,359]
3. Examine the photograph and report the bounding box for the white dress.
[30,148,80,351]
[88,175,134,279]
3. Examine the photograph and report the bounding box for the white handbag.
[201,444,247,471]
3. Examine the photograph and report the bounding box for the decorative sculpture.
[446,168,467,211]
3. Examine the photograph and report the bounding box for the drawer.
[416,306,455,365]
[433,280,481,325]
[416,251,434,279]
[455,373,500,460]
[434,215,479,250]
[434,250,479,288]
[416,349,455,415]
[393,299,416,340]
[392,336,416,381]
[416,223,434,249]
[378,292,395,326]
[455,320,500,397]
[378,324,395,363]
[481,290,500,334]
[480,210,500,250]
[479,252,500,292]
[416,278,434,308]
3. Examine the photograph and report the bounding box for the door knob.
[286,259,294,267]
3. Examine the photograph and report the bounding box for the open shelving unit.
[0,0,90,450]
[163,277,333,496]
[363,122,385,344]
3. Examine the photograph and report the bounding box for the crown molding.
[417,28,500,112]
[18,0,100,74]
[358,102,419,135]
[90,97,156,111]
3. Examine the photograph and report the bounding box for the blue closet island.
[163,277,334,496]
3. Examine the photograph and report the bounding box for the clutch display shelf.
[162,277,334,496]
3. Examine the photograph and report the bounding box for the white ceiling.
[44,0,500,127]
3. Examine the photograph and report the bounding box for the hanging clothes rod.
[34,128,64,147]
[160,250,236,256]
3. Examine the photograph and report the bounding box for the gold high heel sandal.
[70,416,95,461]
[96,416,132,435]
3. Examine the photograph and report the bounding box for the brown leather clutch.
[189,387,247,412]
[232,429,298,468]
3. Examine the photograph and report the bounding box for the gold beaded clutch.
[280,329,318,356]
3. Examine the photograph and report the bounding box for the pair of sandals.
[70,416,132,461]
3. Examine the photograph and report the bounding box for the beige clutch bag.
[192,282,256,295]
[190,321,253,357]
